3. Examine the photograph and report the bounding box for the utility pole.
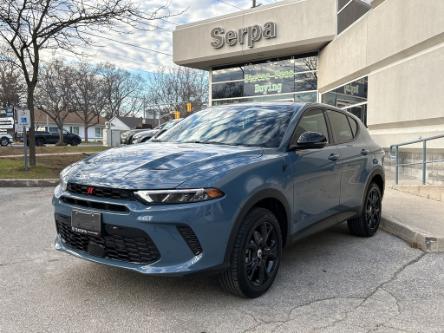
[252,0,260,8]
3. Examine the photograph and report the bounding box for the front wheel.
[348,183,382,237]
[219,207,282,298]
[35,138,44,146]
[0,137,9,146]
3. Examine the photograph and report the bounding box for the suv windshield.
[157,105,293,148]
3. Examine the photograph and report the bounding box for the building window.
[70,126,80,135]
[95,127,103,138]
[337,0,371,34]
[321,77,368,125]
[211,54,318,106]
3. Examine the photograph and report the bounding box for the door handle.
[361,149,369,156]
[328,153,339,161]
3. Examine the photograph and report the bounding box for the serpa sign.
[211,22,277,49]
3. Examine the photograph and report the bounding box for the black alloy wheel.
[365,186,381,231]
[219,207,282,298]
[0,137,9,146]
[348,183,382,237]
[244,220,279,287]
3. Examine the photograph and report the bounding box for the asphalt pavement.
[1,188,443,333]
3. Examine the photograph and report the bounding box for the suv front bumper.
[52,185,235,275]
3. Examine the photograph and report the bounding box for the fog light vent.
[177,225,203,256]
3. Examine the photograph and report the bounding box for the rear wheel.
[348,183,382,237]
[219,207,282,298]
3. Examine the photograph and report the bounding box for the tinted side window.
[293,109,329,144]
[327,111,353,143]
[347,116,358,137]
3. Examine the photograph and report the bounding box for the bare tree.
[146,66,208,120]
[303,56,318,80]
[72,62,107,143]
[99,63,144,119]
[0,0,174,166]
[0,59,24,109]
[36,60,74,145]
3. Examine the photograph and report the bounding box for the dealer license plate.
[71,209,101,236]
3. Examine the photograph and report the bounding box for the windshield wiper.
[182,141,233,146]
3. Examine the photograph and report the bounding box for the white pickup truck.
[0,133,13,146]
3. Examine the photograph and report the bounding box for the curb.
[0,179,59,187]
[381,216,444,252]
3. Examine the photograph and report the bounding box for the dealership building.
[173,0,444,148]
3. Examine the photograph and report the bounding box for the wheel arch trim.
[223,188,291,266]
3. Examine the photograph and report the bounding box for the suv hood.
[67,142,263,189]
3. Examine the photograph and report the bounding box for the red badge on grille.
[86,186,95,195]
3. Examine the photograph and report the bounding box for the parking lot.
[1,187,443,333]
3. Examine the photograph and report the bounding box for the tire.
[70,140,80,146]
[35,138,44,146]
[0,137,9,146]
[219,207,282,298]
[347,183,382,237]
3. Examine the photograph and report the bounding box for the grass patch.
[0,154,90,179]
[0,145,108,157]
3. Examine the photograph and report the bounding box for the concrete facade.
[317,0,444,147]
[173,0,337,69]
[173,0,444,148]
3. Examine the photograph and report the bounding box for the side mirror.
[290,131,327,150]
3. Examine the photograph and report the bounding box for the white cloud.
[42,0,277,72]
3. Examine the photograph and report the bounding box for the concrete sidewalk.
[382,188,444,252]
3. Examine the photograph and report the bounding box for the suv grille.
[67,183,134,200]
[56,214,160,264]
[60,196,129,213]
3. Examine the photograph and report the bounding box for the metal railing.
[390,134,444,185]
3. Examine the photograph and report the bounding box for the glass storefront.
[211,54,318,106]
[321,77,368,125]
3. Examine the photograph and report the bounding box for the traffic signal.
[186,102,192,113]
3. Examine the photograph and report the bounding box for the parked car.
[53,103,385,298]
[131,119,183,144]
[130,129,158,144]
[0,133,13,146]
[29,130,81,146]
[120,128,150,145]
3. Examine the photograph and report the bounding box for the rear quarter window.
[327,110,354,143]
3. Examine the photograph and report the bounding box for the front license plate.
[71,209,101,236]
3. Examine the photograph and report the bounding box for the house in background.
[34,109,106,142]
[103,116,152,147]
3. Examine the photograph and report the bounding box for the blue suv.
[53,103,385,298]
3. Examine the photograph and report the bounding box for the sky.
[44,0,278,74]
[44,0,373,75]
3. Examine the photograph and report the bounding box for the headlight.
[59,163,78,191]
[134,188,224,204]
[59,173,68,191]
